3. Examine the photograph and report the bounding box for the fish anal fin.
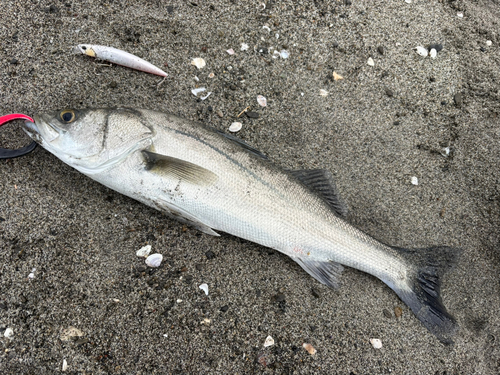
[289,169,348,217]
[293,256,344,289]
[142,150,218,185]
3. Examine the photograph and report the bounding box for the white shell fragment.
[136,245,152,258]
[177,299,182,303]
[257,95,267,107]
[280,50,289,59]
[319,89,329,97]
[145,253,163,268]
[28,267,36,279]
[457,12,464,18]
[415,46,429,57]
[429,48,437,59]
[367,57,375,66]
[241,43,249,51]
[272,50,281,59]
[62,359,68,372]
[442,147,450,157]
[486,40,492,47]
[262,25,271,33]
[229,122,242,132]
[370,338,383,349]
[191,58,206,69]
[191,87,206,96]
[227,49,235,55]
[302,343,316,355]
[411,176,419,185]
[264,336,275,347]
[405,0,412,3]
[200,92,212,101]
[202,318,211,325]
[199,283,209,295]
[4,327,14,339]
[208,72,215,78]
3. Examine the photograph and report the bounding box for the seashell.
[4,327,14,339]
[280,50,289,59]
[208,72,215,78]
[429,48,437,59]
[333,71,343,81]
[257,95,267,107]
[414,46,428,57]
[60,327,83,341]
[486,40,492,46]
[199,283,209,295]
[302,343,316,355]
[367,57,375,66]
[370,338,383,349]
[272,50,281,59]
[411,176,419,185]
[62,359,68,372]
[264,335,274,347]
[262,26,271,33]
[227,49,235,55]
[145,253,163,267]
[319,89,329,97]
[241,43,249,51]
[229,122,242,133]
[191,87,206,96]
[200,92,212,101]
[136,245,151,258]
[191,58,206,69]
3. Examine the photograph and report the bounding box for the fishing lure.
[73,44,168,77]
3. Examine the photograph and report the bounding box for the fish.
[73,44,168,77]
[22,108,459,343]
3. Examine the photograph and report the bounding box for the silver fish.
[22,108,459,343]
[73,44,168,77]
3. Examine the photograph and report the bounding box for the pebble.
[220,305,229,312]
[367,57,374,66]
[10,58,18,64]
[4,327,14,339]
[332,71,343,81]
[319,89,329,97]
[240,43,249,51]
[302,343,316,355]
[216,110,223,118]
[205,250,215,259]
[486,40,492,46]
[229,122,242,132]
[311,288,321,298]
[377,46,385,55]
[370,338,383,349]
[385,88,394,97]
[226,49,235,55]
[272,293,285,303]
[394,306,403,318]
[60,327,84,341]
[429,43,443,52]
[454,93,463,107]
[383,309,392,318]
[245,111,260,119]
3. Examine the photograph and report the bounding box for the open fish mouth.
[22,117,41,143]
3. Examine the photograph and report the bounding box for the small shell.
[191,58,206,69]
[191,87,206,96]
[264,336,274,347]
[429,48,437,59]
[262,26,271,33]
[405,0,412,3]
[319,89,329,97]
[28,267,36,279]
[370,338,383,349]
[208,72,215,78]
[411,176,419,185]
[4,327,14,339]
[229,122,242,132]
[145,253,163,267]
[486,40,492,47]
[136,245,151,258]
[202,318,211,325]
[199,283,209,295]
[62,359,68,372]
[367,57,375,66]
[415,46,428,57]
[176,299,182,303]
[457,12,463,18]
[200,92,212,101]
[302,343,316,355]
[333,71,343,81]
[280,50,289,59]
[257,95,267,107]
[60,327,83,341]
[227,49,235,55]
[272,50,281,59]
[241,43,249,51]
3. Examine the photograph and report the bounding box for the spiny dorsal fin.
[215,130,268,159]
[293,257,344,289]
[142,150,218,185]
[289,169,348,217]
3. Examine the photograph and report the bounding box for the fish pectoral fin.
[293,257,343,289]
[156,198,220,237]
[289,169,348,217]
[142,150,218,185]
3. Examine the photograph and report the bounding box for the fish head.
[23,108,153,173]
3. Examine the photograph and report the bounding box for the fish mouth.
[22,114,60,144]
[22,115,42,143]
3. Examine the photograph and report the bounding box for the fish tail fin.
[388,246,460,344]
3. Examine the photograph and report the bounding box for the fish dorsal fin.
[293,257,344,289]
[142,150,218,185]
[289,169,348,217]
[215,130,268,159]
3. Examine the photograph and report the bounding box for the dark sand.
[1,1,499,373]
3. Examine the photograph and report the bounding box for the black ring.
[0,141,37,159]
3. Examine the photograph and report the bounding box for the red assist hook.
[0,113,37,159]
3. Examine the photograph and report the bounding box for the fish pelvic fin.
[293,257,344,289]
[389,246,460,344]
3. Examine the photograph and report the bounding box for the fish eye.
[60,110,76,123]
